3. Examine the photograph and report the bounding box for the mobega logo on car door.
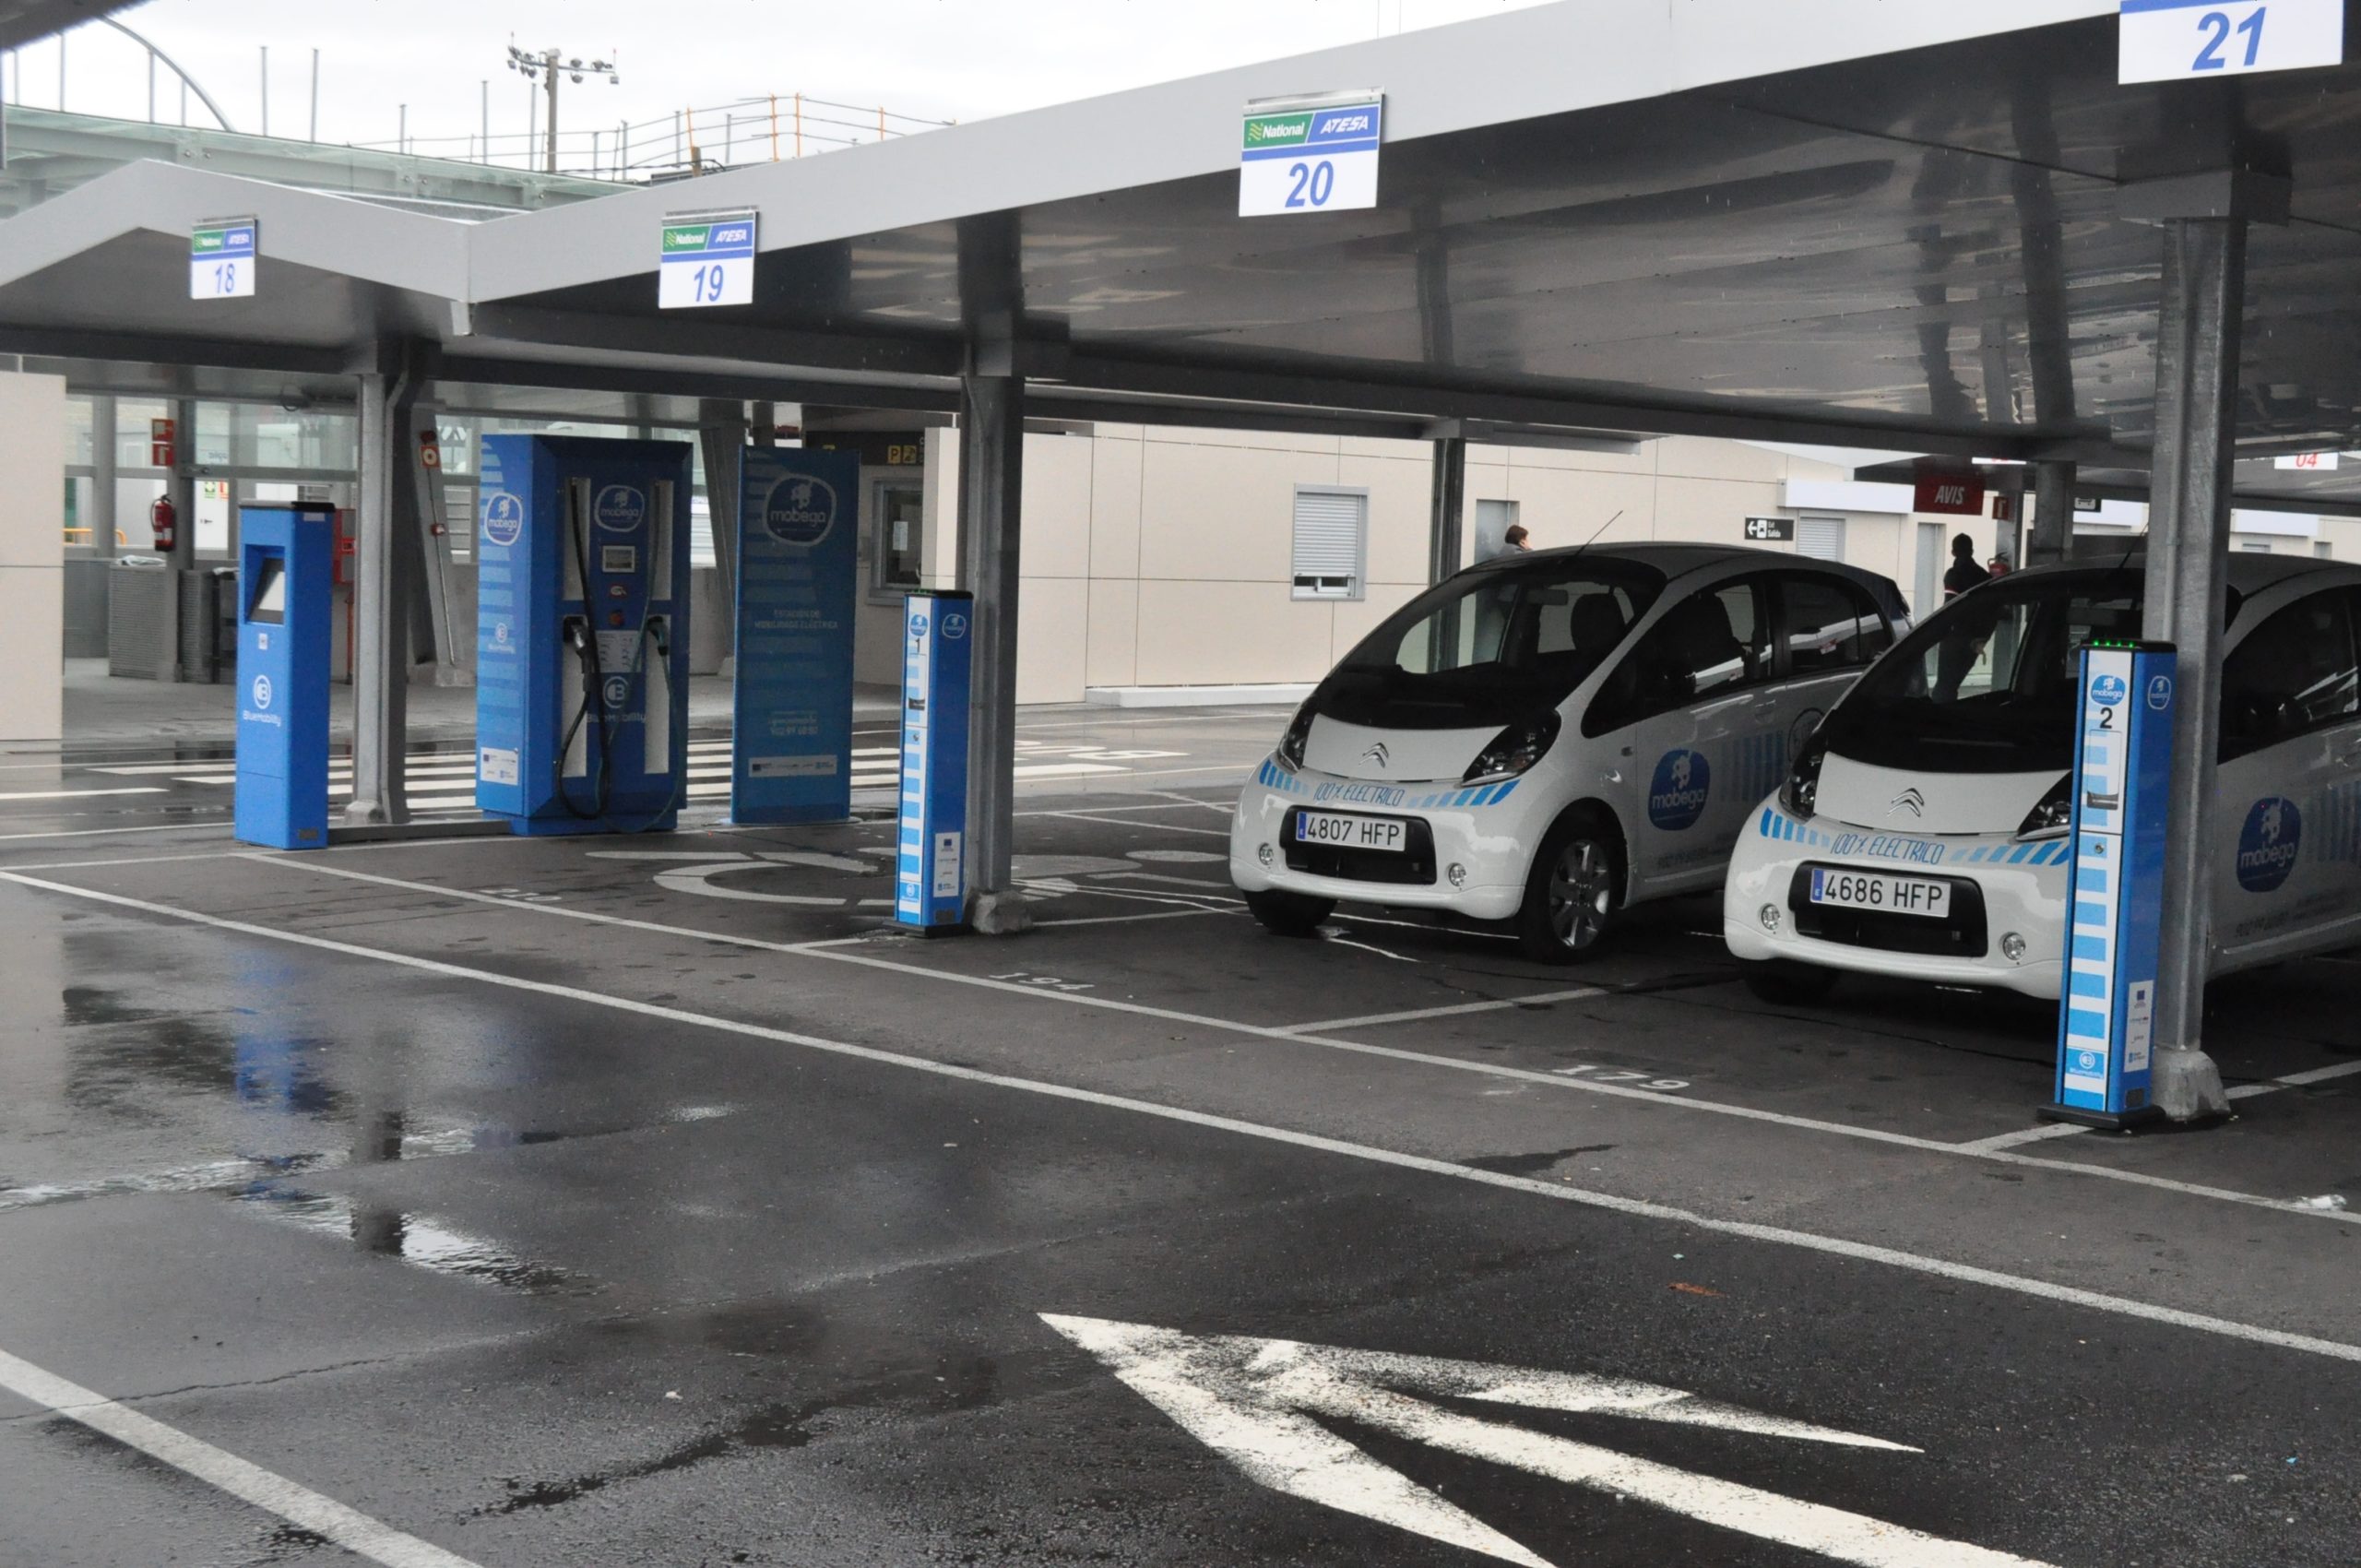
[1648,749,1711,831]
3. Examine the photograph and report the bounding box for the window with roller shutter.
[1797,515,1847,562]
[1291,486,1367,600]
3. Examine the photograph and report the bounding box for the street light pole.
[505,41,618,176]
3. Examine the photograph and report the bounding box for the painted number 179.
[2192,6,2266,70]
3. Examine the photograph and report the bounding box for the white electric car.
[1725,553,2361,1002]
[1230,544,1910,961]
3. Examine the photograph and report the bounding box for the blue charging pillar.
[2045,640,2177,1129]
[233,505,334,849]
[896,591,973,932]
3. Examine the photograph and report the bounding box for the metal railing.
[351,93,955,181]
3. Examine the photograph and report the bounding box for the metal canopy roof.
[0,0,133,50]
[3,0,2359,501]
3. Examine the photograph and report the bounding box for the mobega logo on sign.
[1647,749,1711,831]
[2236,796,2301,893]
[479,491,523,549]
[593,484,647,534]
[2090,673,2128,707]
[764,473,838,546]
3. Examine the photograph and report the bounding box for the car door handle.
[1601,769,1623,785]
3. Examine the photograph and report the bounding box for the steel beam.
[696,398,749,677]
[344,357,420,826]
[958,369,1028,934]
[2027,460,2076,566]
[1429,434,1466,585]
[2141,217,2243,1123]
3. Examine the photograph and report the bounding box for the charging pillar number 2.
[2047,640,2176,1128]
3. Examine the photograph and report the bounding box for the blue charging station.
[474,435,694,836]
[731,446,860,823]
[2045,639,2177,1129]
[233,505,334,849]
[896,591,972,932]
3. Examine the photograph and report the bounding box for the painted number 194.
[1284,159,1337,208]
[2192,6,2267,70]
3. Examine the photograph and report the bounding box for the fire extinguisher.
[149,494,178,553]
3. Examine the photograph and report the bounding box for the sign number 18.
[2191,6,2267,68]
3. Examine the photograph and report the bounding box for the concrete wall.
[1,372,65,743]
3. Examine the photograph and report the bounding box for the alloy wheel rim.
[1547,838,1612,949]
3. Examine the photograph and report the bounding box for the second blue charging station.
[474,435,694,836]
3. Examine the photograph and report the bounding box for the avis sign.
[1914,470,1986,516]
[1048,1315,2064,1568]
[2119,0,2344,83]
[1240,90,1383,217]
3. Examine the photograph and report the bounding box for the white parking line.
[1955,1123,2091,1153]
[1050,812,1231,838]
[0,1346,482,1567]
[2226,1059,2361,1099]
[5,868,2358,1371]
[207,858,2361,1229]
[1280,989,1608,1035]
[0,787,167,801]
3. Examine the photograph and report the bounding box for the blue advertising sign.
[2047,641,2177,1128]
[732,447,860,824]
[896,591,973,931]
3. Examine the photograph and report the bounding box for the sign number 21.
[2190,6,2266,68]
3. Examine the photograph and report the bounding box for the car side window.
[1778,573,1892,676]
[1584,579,1769,734]
[2219,588,2361,761]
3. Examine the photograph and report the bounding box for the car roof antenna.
[1565,508,1624,562]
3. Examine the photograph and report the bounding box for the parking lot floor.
[2,750,2358,1565]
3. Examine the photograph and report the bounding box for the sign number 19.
[2191,5,2267,68]
[691,262,729,303]
[1285,160,1337,208]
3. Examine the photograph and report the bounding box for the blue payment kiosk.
[896,591,973,932]
[731,447,860,824]
[2045,640,2177,1129]
[233,505,334,849]
[474,435,694,836]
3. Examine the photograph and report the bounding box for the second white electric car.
[1726,553,2361,1000]
[1230,543,1910,961]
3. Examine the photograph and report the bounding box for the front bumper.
[1722,799,2070,1000]
[1228,756,1542,921]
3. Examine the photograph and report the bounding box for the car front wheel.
[1741,963,1840,1005]
[1515,811,1622,964]
[1245,887,1335,937]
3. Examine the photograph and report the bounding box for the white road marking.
[0,786,167,801]
[1954,1123,2093,1153]
[2225,1059,2361,1099]
[1279,988,1608,1035]
[0,820,226,844]
[0,1346,483,1567]
[8,868,2361,1368]
[1045,1316,2057,1568]
[1050,812,1231,838]
[1032,908,1222,928]
[222,858,2361,1229]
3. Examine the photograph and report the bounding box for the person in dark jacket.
[1942,533,1989,600]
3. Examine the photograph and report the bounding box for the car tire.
[1514,808,1623,964]
[1741,963,1840,1005]
[1245,887,1335,937]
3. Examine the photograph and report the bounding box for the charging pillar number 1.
[896,592,973,932]
[2047,640,2177,1128]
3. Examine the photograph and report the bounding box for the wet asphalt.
[2,709,2359,1567]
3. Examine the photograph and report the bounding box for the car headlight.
[1464,712,1560,784]
[1274,705,1314,773]
[2016,773,2073,838]
[1779,740,1826,818]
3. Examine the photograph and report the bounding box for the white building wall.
[1,371,66,743]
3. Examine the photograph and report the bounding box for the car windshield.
[1319,558,1666,730]
[1821,569,2149,775]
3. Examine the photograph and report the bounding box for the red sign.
[418,430,442,470]
[1914,470,1985,516]
[1990,493,2017,523]
[148,417,176,469]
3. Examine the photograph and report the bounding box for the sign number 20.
[1284,159,1337,208]
[2191,6,2267,69]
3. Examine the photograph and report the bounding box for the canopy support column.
[2140,213,2248,1123]
[345,352,420,826]
[697,398,748,679]
[2027,461,2076,567]
[959,362,1028,934]
[1428,432,1466,585]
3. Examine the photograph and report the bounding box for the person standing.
[1942,533,1989,600]
[1483,522,1533,562]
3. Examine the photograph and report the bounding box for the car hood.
[1304,715,1501,782]
[1816,754,2060,835]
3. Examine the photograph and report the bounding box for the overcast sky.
[7,0,1550,171]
